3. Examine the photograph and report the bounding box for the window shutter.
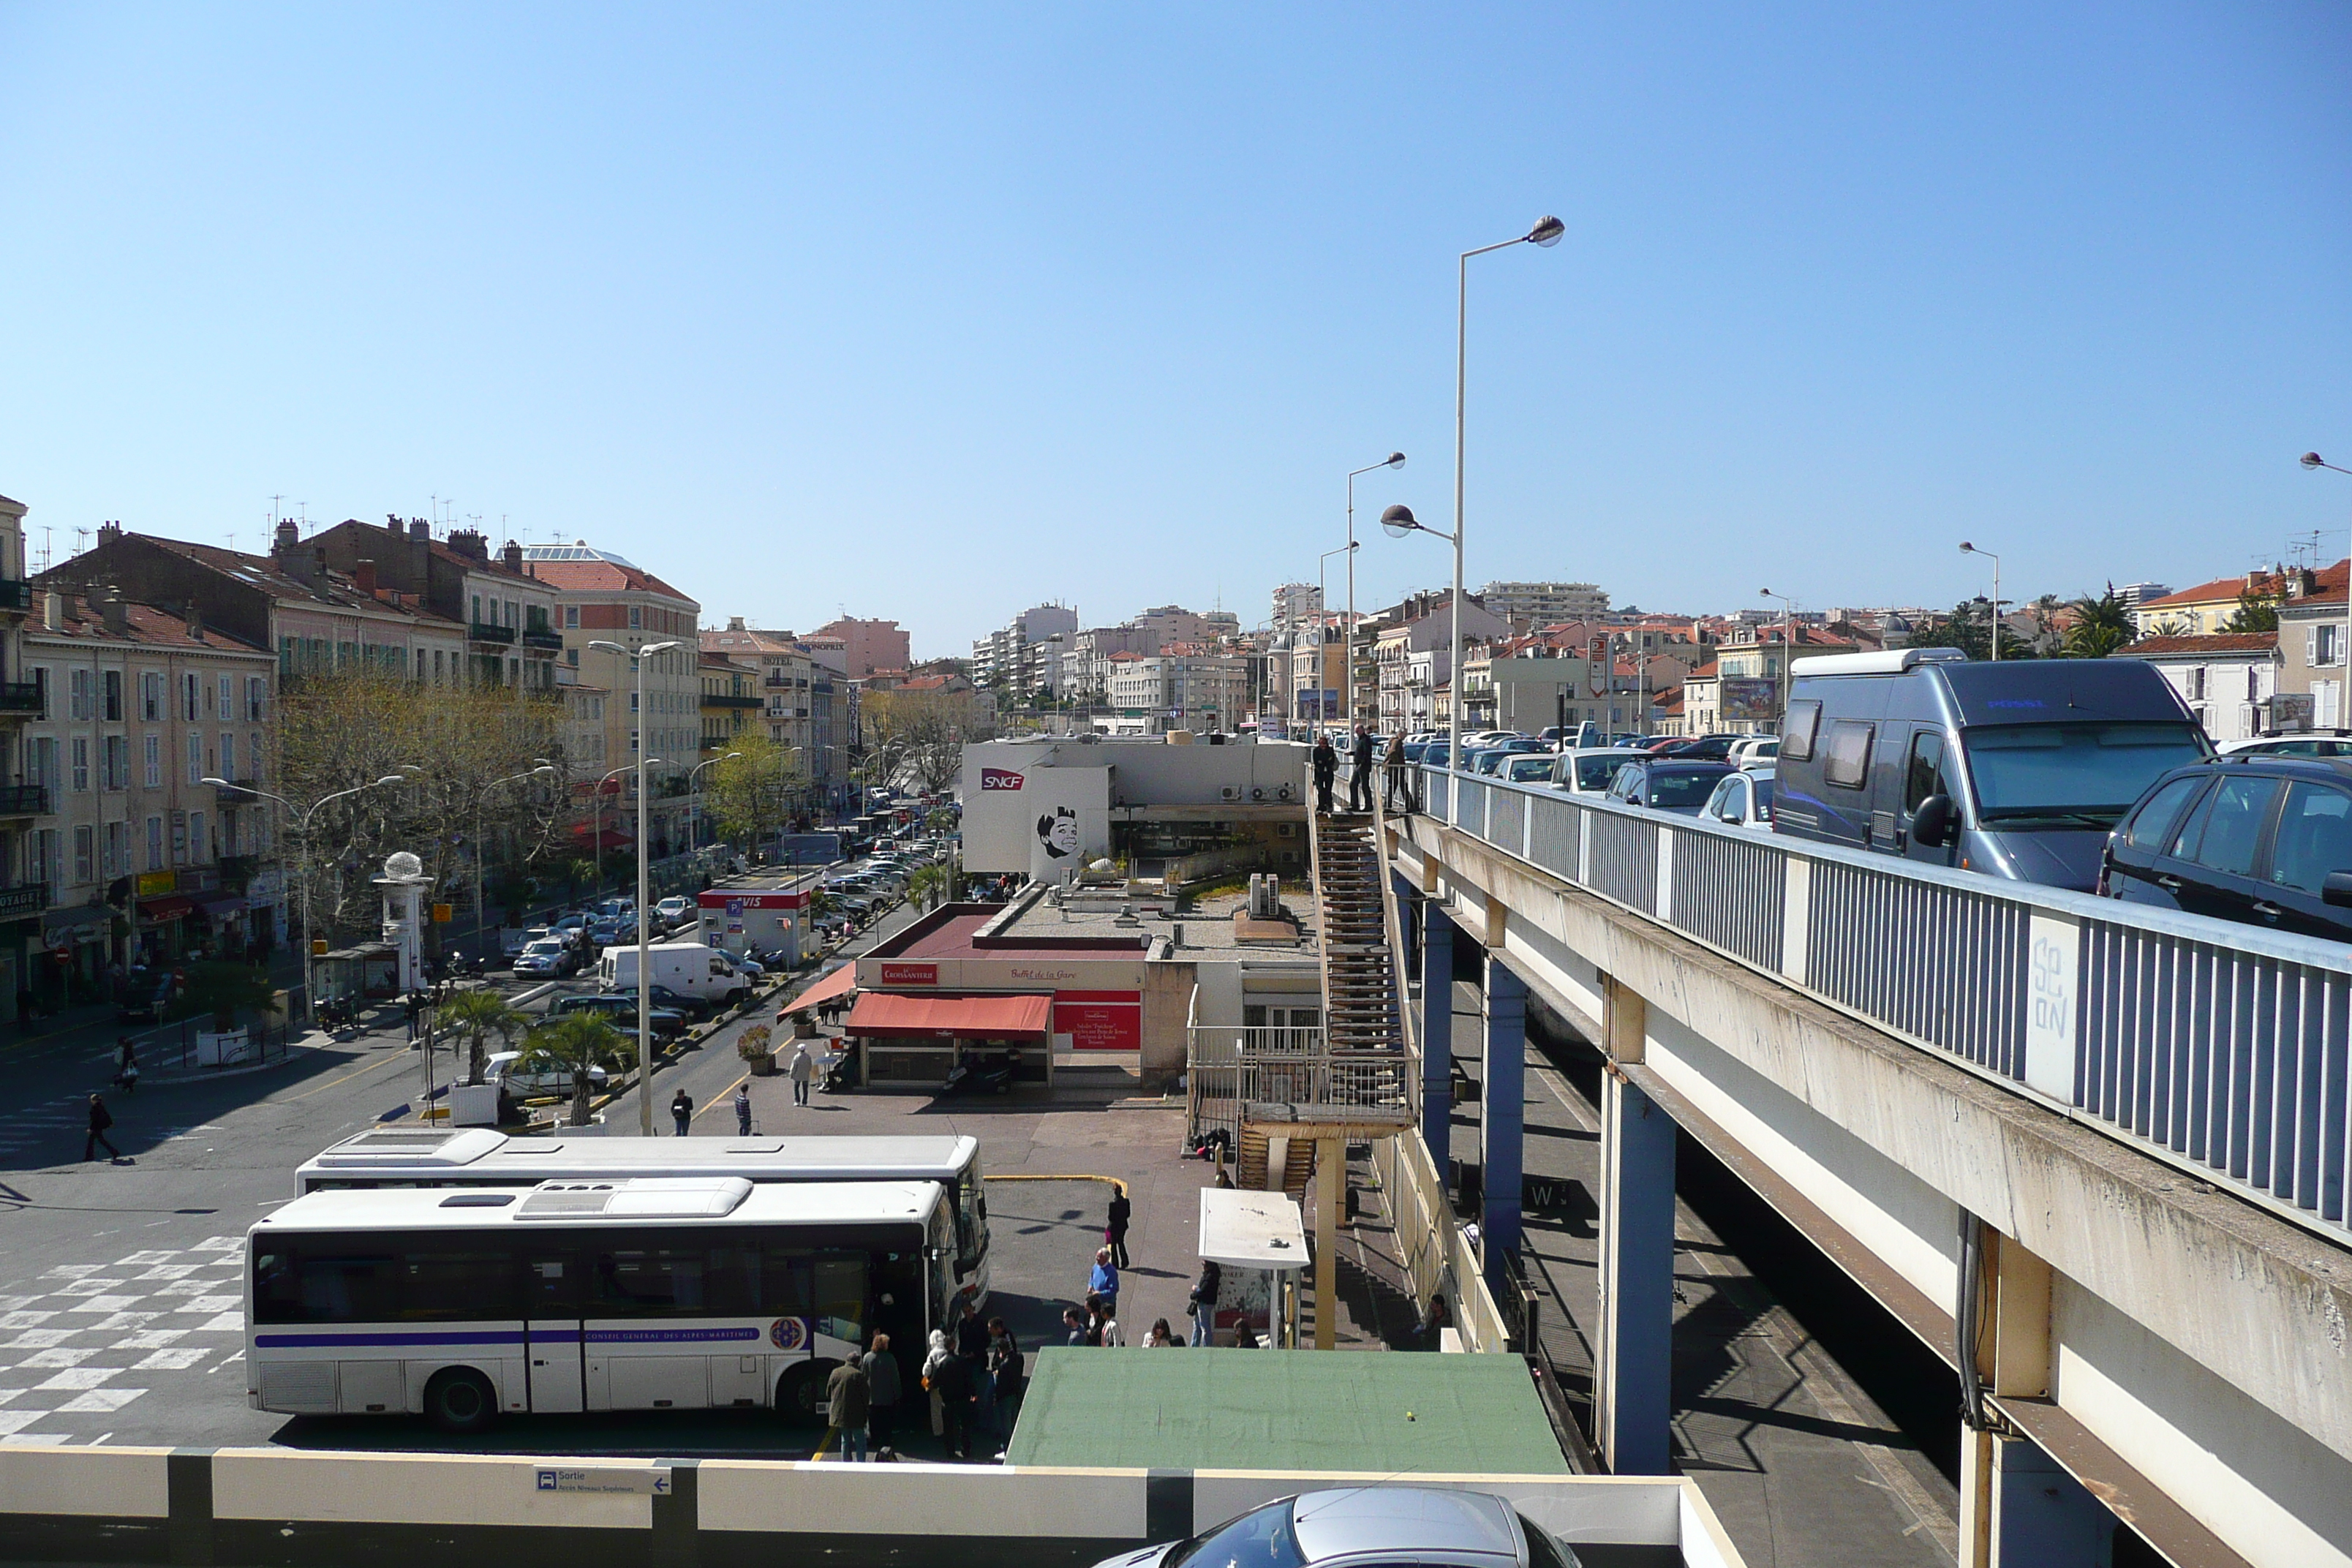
[2307,625,2318,666]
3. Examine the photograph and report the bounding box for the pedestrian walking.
[403,992,421,1042]
[1104,1186,1131,1269]
[670,1089,693,1137]
[734,1082,753,1136]
[823,1354,870,1461]
[788,1041,815,1107]
[83,1093,121,1163]
[923,1329,954,1436]
[1311,734,1338,816]
[1187,1261,1221,1347]
[1085,1292,1120,1348]
[1383,731,1412,814]
[1088,1245,1120,1314]
[862,1333,900,1459]
[113,1037,139,1094]
[1348,725,1376,813]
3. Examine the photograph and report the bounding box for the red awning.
[137,895,197,922]
[785,964,858,1014]
[845,991,1052,1041]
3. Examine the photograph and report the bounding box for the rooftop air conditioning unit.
[1250,786,1266,801]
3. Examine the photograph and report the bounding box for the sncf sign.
[979,769,1025,791]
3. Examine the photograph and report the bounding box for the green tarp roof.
[1005,1348,1569,1475]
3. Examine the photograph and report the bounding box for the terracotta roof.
[1686,661,1721,680]
[124,536,460,625]
[701,628,802,656]
[426,540,538,584]
[28,598,271,654]
[527,557,696,603]
[2141,561,2349,610]
[2130,633,2280,655]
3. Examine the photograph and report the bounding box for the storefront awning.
[137,895,197,922]
[845,991,1052,1041]
[785,963,858,1014]
[196,895,247,916]
[44,904,114,940]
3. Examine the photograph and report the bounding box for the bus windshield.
[1964,723,2210,825]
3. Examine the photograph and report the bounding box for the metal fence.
[134,1016,297,1077]
[1183,1025,1422,1148]
[1422,764,2352,1238]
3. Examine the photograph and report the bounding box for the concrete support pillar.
[1481,956,1526,1296]
[1960,1428,2117,1568]
[1420,902,1455,1166]
[1313,1134,1343,1350]
[1596,1071,1676,1475]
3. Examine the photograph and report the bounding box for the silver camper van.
[1773,648,2210,891]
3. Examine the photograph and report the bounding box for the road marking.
[280,1047,410,1103]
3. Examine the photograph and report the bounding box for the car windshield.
[1649,769,1727,807]
[1506,756,1555,781]
[1167,1499,1305,1568]
[1574,755,1626,789]
[1964,723,2210,824]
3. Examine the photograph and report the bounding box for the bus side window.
[811,1253,867,1343]
[401,1243,520,1321]
[290,1251,399,1324]
[527,1253,582,1316]
[764,1249,814,1319]
[595,1243,710,1313]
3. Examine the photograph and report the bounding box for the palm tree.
[908,863,952,911]
[517,1014,634,1127]
[440,987,531,1086]
[2064,584,2137,659]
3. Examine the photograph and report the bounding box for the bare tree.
[862,687,992,796]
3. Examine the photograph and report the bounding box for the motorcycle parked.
[941,1051,1014,1097]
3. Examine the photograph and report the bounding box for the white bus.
[247,1177,950,1431]
[295,1128,990,1306]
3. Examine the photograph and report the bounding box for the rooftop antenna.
[37,526,50,573]
[268,494,287,527]
[73,527,91,555]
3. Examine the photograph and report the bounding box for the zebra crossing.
[0,1238,247,1444]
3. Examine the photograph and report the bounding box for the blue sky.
[1,4,2346,657]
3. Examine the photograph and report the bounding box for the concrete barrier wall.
[0,1447,1743,1568]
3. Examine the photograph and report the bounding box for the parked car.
[1550,747,1648,797]
[638,982,720,1021]
[116,969,173,1024]
[2216,734,2352,758]
[483,1050,607,1098]
[1775,648,2210,891]
[1500,752,1562,784]
[512,940,578,978]
[1088,1486,1584,1568]
[1728,736,1781,768]
[1605,758,1738,815]
[1698,766,1777,833]
[2100,754,2352,939]
[655,895,694,925]
[549,992,687,1037]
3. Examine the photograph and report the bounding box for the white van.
[598,941,753,1006]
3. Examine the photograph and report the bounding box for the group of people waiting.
[1311,728,1414,817]
[822,1294,1024,1463]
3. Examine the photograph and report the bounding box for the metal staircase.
[1309,810,1409,1100]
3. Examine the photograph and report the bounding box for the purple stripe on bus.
[253,1331,529,1349]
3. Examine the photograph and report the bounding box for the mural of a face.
[1037,805,1080,860]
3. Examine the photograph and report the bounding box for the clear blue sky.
[2,4,2346,656]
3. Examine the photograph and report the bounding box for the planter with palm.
[441,988,531,1087]
[518,1013,634,1128]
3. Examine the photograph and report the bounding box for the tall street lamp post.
[1959,542,2002,661]
[587,637,684,1137]
[2303,455,2352,725]
[207,773,412,1022]
[474,761,556,957]
[589,761,638,904]
[1759,589,1797,731]
[1344,455,1406,734]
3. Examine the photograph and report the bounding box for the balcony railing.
[0,683,42,714]
[0,785,49,816]
[469,622,517,645]
[707,693,761,708]
[0,882,50,921]
[521,628,565,651]
[0,580,31,612]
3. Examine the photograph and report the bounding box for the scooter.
[941,1052,1014,1097]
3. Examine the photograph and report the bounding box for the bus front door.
[524,1251,587,1414]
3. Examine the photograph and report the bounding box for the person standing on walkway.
[1311,735,1338,816]
[1187,1261,1221,1346]
[1104,1186,1131,1269]
[929,1338,973,1459]
[1383,731,1412,814]
[985,1318,1023,1444]
[670,1088,693,1137]
[1062,1306,1091,1346]
[1088,1246,1120,1316]
[823,1354,870,1461]
[862,1333,900,1460]
[83,1093,121,1163]
[733,1082,753,1136]
[1347,725,1376,813]
[788,1041,815,1107]
[922,1329,954,1436]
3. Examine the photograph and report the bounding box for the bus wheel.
[423,1368,498,1435]
[777,1361,832,1427]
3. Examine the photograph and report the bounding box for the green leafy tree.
[908,863,953,911]
[2064,585,2137,659]
[706,734,807,849]
[440,987,531,1086]
[517,1014,634,1126]
[2223,588,2279,634]
[1912,600,1994,661]
[173,962,279,1030]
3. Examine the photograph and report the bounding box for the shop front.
[39,904,115,1006]
[858,908,1152,1063]
[845,990,1054,1088]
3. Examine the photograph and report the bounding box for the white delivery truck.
[598,941,755,1006]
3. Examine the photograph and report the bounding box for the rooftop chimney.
[728,616,747,631]
[354,559,377,596]
[99,586,127,637]
[42,592,61,633]
[502,540,524,576]
[448,529,489,562]
[97,521,124,548]
[185,600,204,641]
[273,519,298,554]
[409,518,430,542]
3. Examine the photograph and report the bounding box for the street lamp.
[473,761,556,956]
[589,761,640,902]
[2304,455,2352,725]
[1316,542,1359,732]
[1759,589,1796,733]
[1345,453,1406,734]
[688,751,743,860]
[206,772,410,1022]
[587,636,685,1137]
[1412,216,1564,817]
[1959,542,2002,661]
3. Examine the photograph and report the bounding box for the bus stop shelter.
[1199,1186,1308,1347]
[1005,1346,1567,1476]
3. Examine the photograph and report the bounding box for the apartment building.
[700,622,837,808]
[1477,581,1610,625]
[1270,583,1322,633]
[970,604,1078,699]
[0,497,45,1006]
[2133,633,2278,742]
[309,517,562,691]
[1102,650,1251,734]
[519,544,701,857]
[22,587,279,994]
[810,617,910,680]
[700,652,761,755]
